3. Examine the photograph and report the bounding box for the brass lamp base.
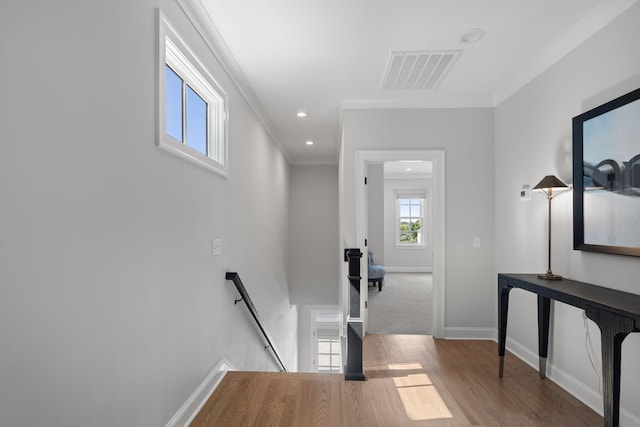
[538,272,563,281]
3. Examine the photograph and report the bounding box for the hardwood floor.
[191,335,602,426]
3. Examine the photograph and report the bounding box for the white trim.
[310,309,342,373]
[165,357,235,427]
[356,149,445,338]
[339,96,493,110]
[157,10,229,177]
[444,327,496,340]
[173,0,292,162]
[385,267,432,273]
[395,195,426,246]
[502,336,640,426]
[492,0,639,106]
[622,405,640,427]
[504,336,605,417]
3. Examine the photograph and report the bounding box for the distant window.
[316,337,341,373]
[396,192,426,246]
[157,12,228,176]
[312,311,342,374]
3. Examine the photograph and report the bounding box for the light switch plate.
[212,238,222,256]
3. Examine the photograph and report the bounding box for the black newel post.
[344,248,365,381]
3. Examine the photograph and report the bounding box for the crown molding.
[174,0,292,162]
[492,0,639,106]
[339,95,493,110]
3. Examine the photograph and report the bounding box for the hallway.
[368,273,432,335]
[191,335,601,426]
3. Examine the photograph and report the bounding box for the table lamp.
[533,175,568,280]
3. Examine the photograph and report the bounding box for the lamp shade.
[533,175,568,190]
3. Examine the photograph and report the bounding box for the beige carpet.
[367,272,432,335]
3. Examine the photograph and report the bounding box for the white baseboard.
[443,327,496,340]
[385,267,433,273]
[504,337,640,427]
[165,357,235,427]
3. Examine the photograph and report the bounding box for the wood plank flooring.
[191,335,602,426]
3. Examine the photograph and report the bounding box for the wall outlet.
[520,184,531,201]
[473,237,481,248]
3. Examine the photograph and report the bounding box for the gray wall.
[494,3,640,421]
[341,108,495,333]
[0,1,297,426]
[366,164,385,264]
[290,164,339,305]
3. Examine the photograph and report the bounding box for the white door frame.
[356,150,445,338]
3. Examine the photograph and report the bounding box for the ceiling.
[384,161,432,179]
[190,0,635,164]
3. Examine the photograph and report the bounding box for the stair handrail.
[225,272,288,372]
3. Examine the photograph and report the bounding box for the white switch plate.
[473,237,481,248]
[212,238,222,256]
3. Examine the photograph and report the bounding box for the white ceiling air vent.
[381,50,461,91]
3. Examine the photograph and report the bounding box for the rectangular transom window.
[396,190,426,246]
[157,11,228,176]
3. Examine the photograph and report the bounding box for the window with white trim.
[311,311,342,374]
[316,336,341,373]
[157,11,228,176]
[396,190,426,246]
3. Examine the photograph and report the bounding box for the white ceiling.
[190,0,636,164]
[384,161,432,179]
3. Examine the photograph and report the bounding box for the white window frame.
[311,311,342,374]
[316,335,341,374]
[396,189,427,248]
[157,10,228,176]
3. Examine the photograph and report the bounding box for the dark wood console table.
[498,274,640,427]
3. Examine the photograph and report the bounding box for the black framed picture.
[573,87,640,257]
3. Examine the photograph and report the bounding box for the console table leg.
[498,278,512,378]
[537,296,551,379]
[585,305,634,427]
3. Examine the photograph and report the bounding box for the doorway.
[367,272,433,334]
[356,150,445,338]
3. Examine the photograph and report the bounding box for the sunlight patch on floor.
[388,363,453,421]
[387,362,423,370]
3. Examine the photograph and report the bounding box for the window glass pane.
[165,65,183,142]
[318,354,330,366]
[186,85,208,155]
[331,355,341,366]
[410,204,421,217]
[400,204,411,217]
[318,341,331,353]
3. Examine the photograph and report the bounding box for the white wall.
[494,3,640,422]
[290,165,340,305]
[341,108,495,333]
[383,177,433,270]
[366,164,385,264]
[0,1,297,426]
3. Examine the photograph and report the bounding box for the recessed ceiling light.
[459,28,485,45]
[405,168,412,172]
[296,111,308,118]
[305,140,314,145]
